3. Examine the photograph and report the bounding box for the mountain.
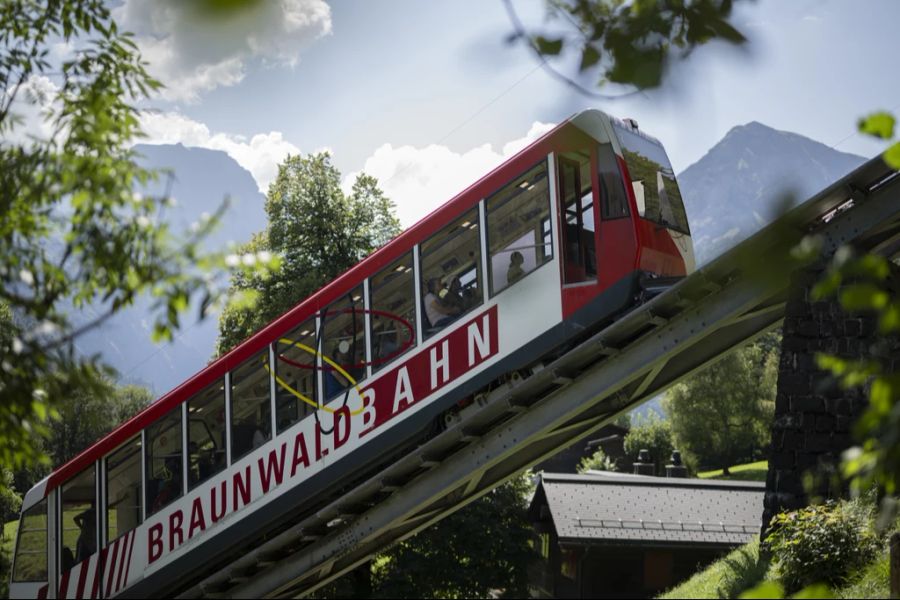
[75,125,868,398]
[73,144,266,395]
[677,121,866,265]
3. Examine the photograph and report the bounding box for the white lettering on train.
[147,307,497,566]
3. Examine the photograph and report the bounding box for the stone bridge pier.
[763,262,897,529]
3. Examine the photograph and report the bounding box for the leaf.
[839,283,889,311]
[579,44,601,71]
[884,141,900,170]
[533,35,564,56]
[857,111,895,140]
[740,581,785,599]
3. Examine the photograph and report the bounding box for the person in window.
[423,277,460,329]
[73,506,96,563]
[152,455,181,514]
[443,276,467,313]
[507,251,525,285]
[251,404,270,449]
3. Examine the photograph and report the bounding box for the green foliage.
[622,413,674,476]
[507,0,747,92]
[577,447,618,473]
[663,337,777,473]
[0,0,272,471]
[47,378,151,466]
[215,153,400,355]
[372,473,536,599]
[858,110,900,169]
[765,501,880,594]
[810,250,900,519]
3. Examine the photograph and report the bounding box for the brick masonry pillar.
[762,263,880,531]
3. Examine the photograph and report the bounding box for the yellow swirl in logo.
[267,338,367,416]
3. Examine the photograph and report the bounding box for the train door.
[556,147,603,317]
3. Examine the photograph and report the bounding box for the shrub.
[577,448,618,473]
[765,500,880,593]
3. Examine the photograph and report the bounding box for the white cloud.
[115,0,332,103]
[139,111,300,193]
[3,74,59,145]
[344,122,556,227]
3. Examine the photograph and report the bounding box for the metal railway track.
[180,156,900,599]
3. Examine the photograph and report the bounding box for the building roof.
[531,472,765,547]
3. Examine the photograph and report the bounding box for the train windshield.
[614,123,690,235]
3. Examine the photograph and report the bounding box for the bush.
[577,448,618,473]
[765,500,880,593]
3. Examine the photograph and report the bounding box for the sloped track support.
[180,158,899,599]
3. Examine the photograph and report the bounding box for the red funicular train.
[10,110,693,598]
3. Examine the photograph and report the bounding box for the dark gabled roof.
[532,472,765,547]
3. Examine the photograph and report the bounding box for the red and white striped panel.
[40,530,137,599]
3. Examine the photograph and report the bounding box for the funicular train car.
[9,109,693,598]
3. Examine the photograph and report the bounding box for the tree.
[0,0,263,471]
[372,473,536,599]
[663,338,777,474]
[215,153,400,355]
[505,0,748,94]
[621,413,675,476]
[46,379,152,466]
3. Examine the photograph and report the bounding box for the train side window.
[419,207,483,338]
[558,151,596,284]
[188,383,227,489]
[12,499,47,582]
[60,466,96,571]
[486,161,553,295]
[105,436,142,543]
[145,406,183,517]
[322,286,366,401]
[275,321,317,433]
[369,253,416,372]
[231,350,272,460]
[598,143,630,219]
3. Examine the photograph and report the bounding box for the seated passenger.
[73,506,96,563]
[507,251,525,285]
[423,277,460,329]
[443,276,467,313]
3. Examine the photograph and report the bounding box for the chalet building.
[528,471,765,598]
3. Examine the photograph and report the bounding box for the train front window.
[106,436,142,543]
[188,383,226,489]
[558,151,597,284]
[322,286,366,402]
[420,207,483,338]
[12,499,47,582]
[275,321,317,433]
[146,406,183,517]
[486,161,553,295]
[370,253,416,372]
[60,466,96,571]
[598,143,630,220]
[231,350,273,460]
[614,123,690,234]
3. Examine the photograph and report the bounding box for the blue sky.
[126,0,900,223]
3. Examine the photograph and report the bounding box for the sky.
[117,0,900,229]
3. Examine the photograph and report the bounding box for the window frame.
[104,435,143,545]
[484,158,555,297]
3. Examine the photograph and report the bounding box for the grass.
[658,535,891,599]
[659,539,769,599]
[697,460,768,482]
